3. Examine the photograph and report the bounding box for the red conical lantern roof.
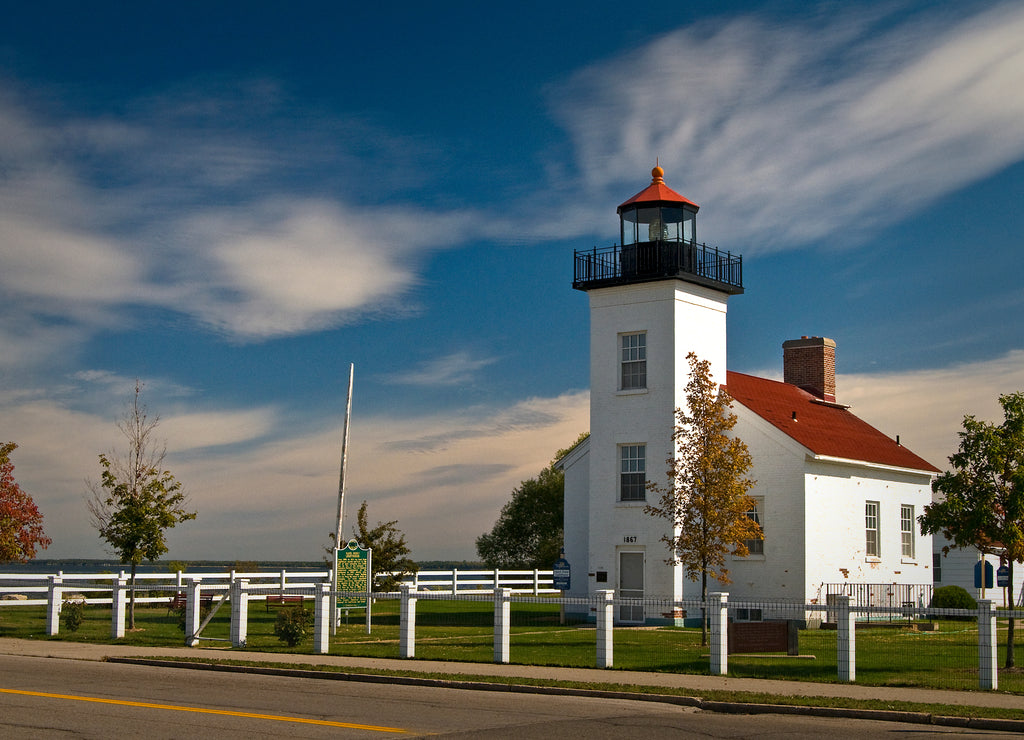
[617,165,700,212]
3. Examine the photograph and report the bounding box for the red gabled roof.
[618,166,700,211]
[724,371,939,473]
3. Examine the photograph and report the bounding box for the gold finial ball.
[651,164,665,182]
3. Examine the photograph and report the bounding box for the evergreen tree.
[350,500,417,591]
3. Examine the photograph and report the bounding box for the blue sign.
[998,565,1010,588]
[974,560,994,589]
[552,558,571,591]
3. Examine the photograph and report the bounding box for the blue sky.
[2,1,1023,562]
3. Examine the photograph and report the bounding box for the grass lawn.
[2,598,1022,694]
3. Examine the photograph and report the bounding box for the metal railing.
[574,240,743,293]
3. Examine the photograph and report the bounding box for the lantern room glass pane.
[621,207,639,245]
[621,205,696,244]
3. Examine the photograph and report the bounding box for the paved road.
[0,654,1014,738]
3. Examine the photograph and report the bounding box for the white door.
[618,551,644,624]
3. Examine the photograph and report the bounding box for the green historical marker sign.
[336,539,371,610]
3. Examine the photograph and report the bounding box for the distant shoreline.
[0,559,485,574]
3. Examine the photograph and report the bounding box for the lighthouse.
[562,165,743,623]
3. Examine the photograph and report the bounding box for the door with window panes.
[618,551,644,624]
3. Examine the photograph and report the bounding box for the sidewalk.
[3,636,1023,714]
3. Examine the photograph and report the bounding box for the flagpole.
[333,363,354,631]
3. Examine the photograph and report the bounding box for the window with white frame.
[744,498,763,555]
[619,444,646,501]
[620,332,646,390]
[865,501,880,557]
[901,504,915,558]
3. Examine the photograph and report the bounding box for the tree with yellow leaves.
[645,352,758,645]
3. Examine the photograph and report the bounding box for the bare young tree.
[87,380,195,629]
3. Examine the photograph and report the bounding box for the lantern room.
[573,165,743,295]
[617,165,699,246]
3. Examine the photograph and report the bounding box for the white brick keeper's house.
[561,166,939,624]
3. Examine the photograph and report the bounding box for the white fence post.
[596,589,615,668]
[494,587,511,664]
[314,582,332,655]
[230,579,248,648]
[533,569,540,596]
[978,599,998,690]
[111,577,128,639]
[400,584,417,659]
[185,578,202,646]
[836,595,856,682]
[709,592,728,676]
[46,576,63,636]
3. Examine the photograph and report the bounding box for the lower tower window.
[619,444,646,501]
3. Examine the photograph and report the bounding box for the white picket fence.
[0,569,332,607]
[0,569,556,607]
[395,569,557,594]
[7,575,1016,691]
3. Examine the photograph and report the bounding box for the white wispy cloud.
[547,2,1024,250]
[4,387,590,561]
[3,2,1020,362]
[0,81,489,353]
[840,350,1024,471]
[382,351,500,387]
[7,349,1021,561]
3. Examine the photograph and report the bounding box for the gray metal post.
[230,579,249,648]
[494,587,511,664]
[185,578,202,647]
[596,589,614,668]
[46,576,63,636]
[709,592,729,676]
[314,582,332,655]
[111,577,128,639]
[978,599,998,690]
[836,595,856,682]
[400,584,417,659]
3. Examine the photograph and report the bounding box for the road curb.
[106,657,1024,733]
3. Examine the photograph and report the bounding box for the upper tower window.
[620,332,647,390]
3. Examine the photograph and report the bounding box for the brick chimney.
[783,336,836,402]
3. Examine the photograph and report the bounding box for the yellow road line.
[0,687,411,733]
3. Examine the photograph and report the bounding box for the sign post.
[336,539,371,632]
[552,554,571,625]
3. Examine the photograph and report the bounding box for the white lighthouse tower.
[563,165,743,623]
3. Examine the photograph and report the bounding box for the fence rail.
[7,576,1023,692]
[0,569,554,607]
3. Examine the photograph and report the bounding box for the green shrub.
[929,585,977,619]
[274,606,314,647]
[62,599,86,632]
[174,603,211,632]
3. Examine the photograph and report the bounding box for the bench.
[167,592,214,614]
[266,594,305,612]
